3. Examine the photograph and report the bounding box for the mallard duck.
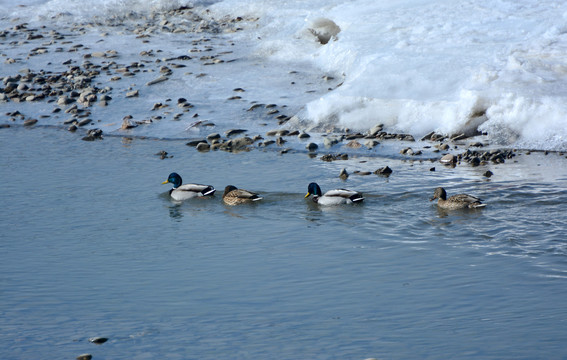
[162,172,216,201]
[222,185,263,205]
[305,182,364,205]
[430,187,486,210]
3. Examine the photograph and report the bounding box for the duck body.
[222,185,263,205]
[305,182,364,205]
[430,187,485,210]
[162,172,216,201]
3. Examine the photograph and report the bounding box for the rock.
[186,139,208,147]
[225,129,246,137]
[369,123,384,136]
[298,132,310,139]
[430,167,435,171]
[483,170,493,178]
[323,136,342,147]
[126,90,139,98]
[339,168,349,179]
[77,118,92,127]
[146,76,169,86]
[421,131,435,141]
[469,157,480,166]
[196,142,211,152]
[321,153,348,161]
[121,117,137,130]
[89,337,108,344]
[306,142,318,152]
[155,150,170,159]
[364,139,380,149]
[354,171,372,176]
[229,136,254,149]
[206,133,221,141]
[82,129,103,141]
[23,118,38,126]
[346,140,362,148]
[276,136,286,146]
[374,166,393,176]
[440,153,456,164]
[76,354,92,360]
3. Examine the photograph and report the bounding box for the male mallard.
[305,182,364,205]
[162,172,215,201]
[222,185,263,205]
[430,187,485,210]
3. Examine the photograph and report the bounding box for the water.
[2,127,567,359]
[2,0,567,358]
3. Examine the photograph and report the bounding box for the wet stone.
[306,142,318,152]
[339,168,349,179]
[375,166,393,176]
[225,129,246,137]
[89,337,108,344]
[196,142,211,152]
[440,153,456,164]
[76,354,92,360]
[186,139,208,147]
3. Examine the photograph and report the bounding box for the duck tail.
[202,186,216,196]
[350,194,364,203]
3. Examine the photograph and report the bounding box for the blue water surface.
[1,127,567,360]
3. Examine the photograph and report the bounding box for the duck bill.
[161,180,169,184]
[304,192,311,198]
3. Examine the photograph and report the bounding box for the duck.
[162,172,216,201]
[305,182,364,205]
[222,185,263,205]
[430,187,486,210]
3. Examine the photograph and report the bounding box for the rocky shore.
[2,4,566,183]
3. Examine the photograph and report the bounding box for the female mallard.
[162,172,216,201]
[222,185,263,205]
[430,187,485,210]
[305,182,364,205]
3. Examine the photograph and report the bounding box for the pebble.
[321,153,348,161]
[23,118,38,126]
[126,90,139,98]
[206,133,221,141]
[89,337,108,344]
[196,142,211,152]
[225,129,246,137]
[375,166,393,176]
[346,140,362,148]
[339,168,349,179]
[82,128,103,141]
[76,354,92,360]
[306,142,318,152]
[440,153,456,164]
[146,76,169,86]
[484,170,493,178]
[186,139,208,147]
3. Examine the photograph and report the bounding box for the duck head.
[305,182,323,198]
[430,187,447,201]
[162,172,182,188]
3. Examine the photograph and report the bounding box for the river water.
[1,126,567,359]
